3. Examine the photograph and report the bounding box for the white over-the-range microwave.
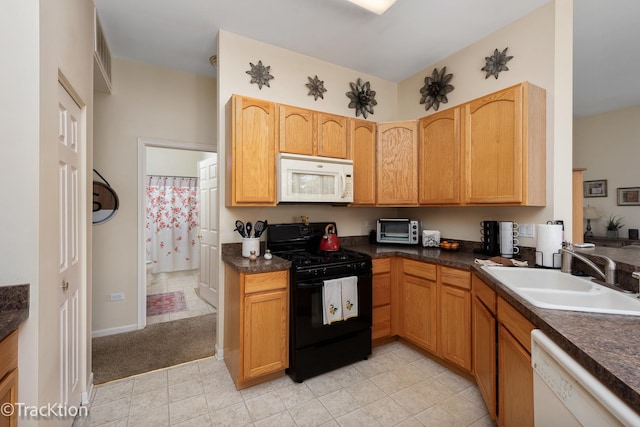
[277,153,354,204]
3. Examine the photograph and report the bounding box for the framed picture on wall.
[617,187,640,206]
[584,179,608,198]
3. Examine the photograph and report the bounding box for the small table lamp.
[584,206,600,238]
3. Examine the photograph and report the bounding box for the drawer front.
[372,257,392,274]
[402,258,436,281]
[473,274,496,314]
[498,296,535,353]
[441,266,471,290]
[245,270,289,294]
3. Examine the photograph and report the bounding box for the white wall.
[397,1,571,247]
[93,58,216,334]
[146,147,212,177]
[0,0,41,415]
[0,0,94,418]
[574,105,640,236]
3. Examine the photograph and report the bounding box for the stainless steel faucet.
[560,245,616,285]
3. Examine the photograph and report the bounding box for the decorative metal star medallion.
[419,67,454,111]
[306,75,327,100]
[481,47,514,79]
[246,60,274,89]
[346,78,377,119]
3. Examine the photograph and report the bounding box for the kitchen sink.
[481,266,640,316]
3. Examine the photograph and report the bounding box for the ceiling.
[94,0,640,118]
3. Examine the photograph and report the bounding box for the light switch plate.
[110,292,124,301]
[519,223,535,238]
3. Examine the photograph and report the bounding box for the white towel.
[322,278,343,325]
[341,276,358,320]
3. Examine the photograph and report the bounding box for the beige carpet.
[92,313,215,384]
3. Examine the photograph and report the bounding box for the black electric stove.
[268,222,373,382]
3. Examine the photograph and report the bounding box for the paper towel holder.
[535,250,562,269]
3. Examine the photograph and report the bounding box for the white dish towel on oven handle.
[341,276,358,320]
[322,278,343,325]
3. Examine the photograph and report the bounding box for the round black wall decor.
[92,169,119,225]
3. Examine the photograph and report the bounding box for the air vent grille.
[94,9,112,92]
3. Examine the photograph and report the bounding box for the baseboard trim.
[92,323,138,338]
[82,372,94,405]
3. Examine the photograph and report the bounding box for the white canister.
[242,237,261,258]
[422,230,441,247]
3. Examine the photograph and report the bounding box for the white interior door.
[198,155,219,308]
[57,82,83,406]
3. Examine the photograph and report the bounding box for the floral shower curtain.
[146,176,200,273]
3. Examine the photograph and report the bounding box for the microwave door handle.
[340,172,347,198]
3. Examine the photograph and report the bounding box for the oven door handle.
[297,282,324,289]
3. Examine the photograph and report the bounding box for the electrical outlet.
[519,223,535,238]
[110,292,124,301]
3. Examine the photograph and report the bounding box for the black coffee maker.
[479,220,500,256]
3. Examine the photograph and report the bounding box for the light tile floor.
[146,269,216,324]
[76,341,496,426]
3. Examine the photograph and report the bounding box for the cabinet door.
[230,95,276,206]
[0,369,17,427]
[440,284,471,371]
[498,324,533,427]
[317,112,348,158]
[350,119,377,205]
[278,104,315,156]
[377,121,418,205]
[418,108,462,204]
[464,85,523,204]
[472,295,497,420]
[372,258,392,339]
[243,290,288,380]
[402,273,438,352]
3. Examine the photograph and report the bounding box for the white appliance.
[277,153,353,204]
[531,329,640,426]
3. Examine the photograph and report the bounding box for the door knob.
[61,280,69,291]
[197,234,203,239]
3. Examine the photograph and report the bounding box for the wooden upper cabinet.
[377,120,418,205]
[317,112,348,158]
[418,107,462,205]
[349,118,376,205]
[228,95,276,206]
[463,82,546,206]
[278,104,315,156]
[278,105,348,159]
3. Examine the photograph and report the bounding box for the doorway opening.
[137,138,218,328]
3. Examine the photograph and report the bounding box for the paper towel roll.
[536,224,563,267]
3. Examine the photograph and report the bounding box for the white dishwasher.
[531,330,640,427]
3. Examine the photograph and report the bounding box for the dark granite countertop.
[349,243,640,415]
[221,243,291,273]
[221,239,640,412]
[0,284,30,342]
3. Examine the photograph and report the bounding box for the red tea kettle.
[319,224,341,251]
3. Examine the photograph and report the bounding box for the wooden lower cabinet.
[0,330,18,427]
[400,260,472,371]
[497,296,535,427]
[372,258,392,340]
[401,259,438,352]
[224,265,289,389]
[439,266,472,371]
[472,275,497,421]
